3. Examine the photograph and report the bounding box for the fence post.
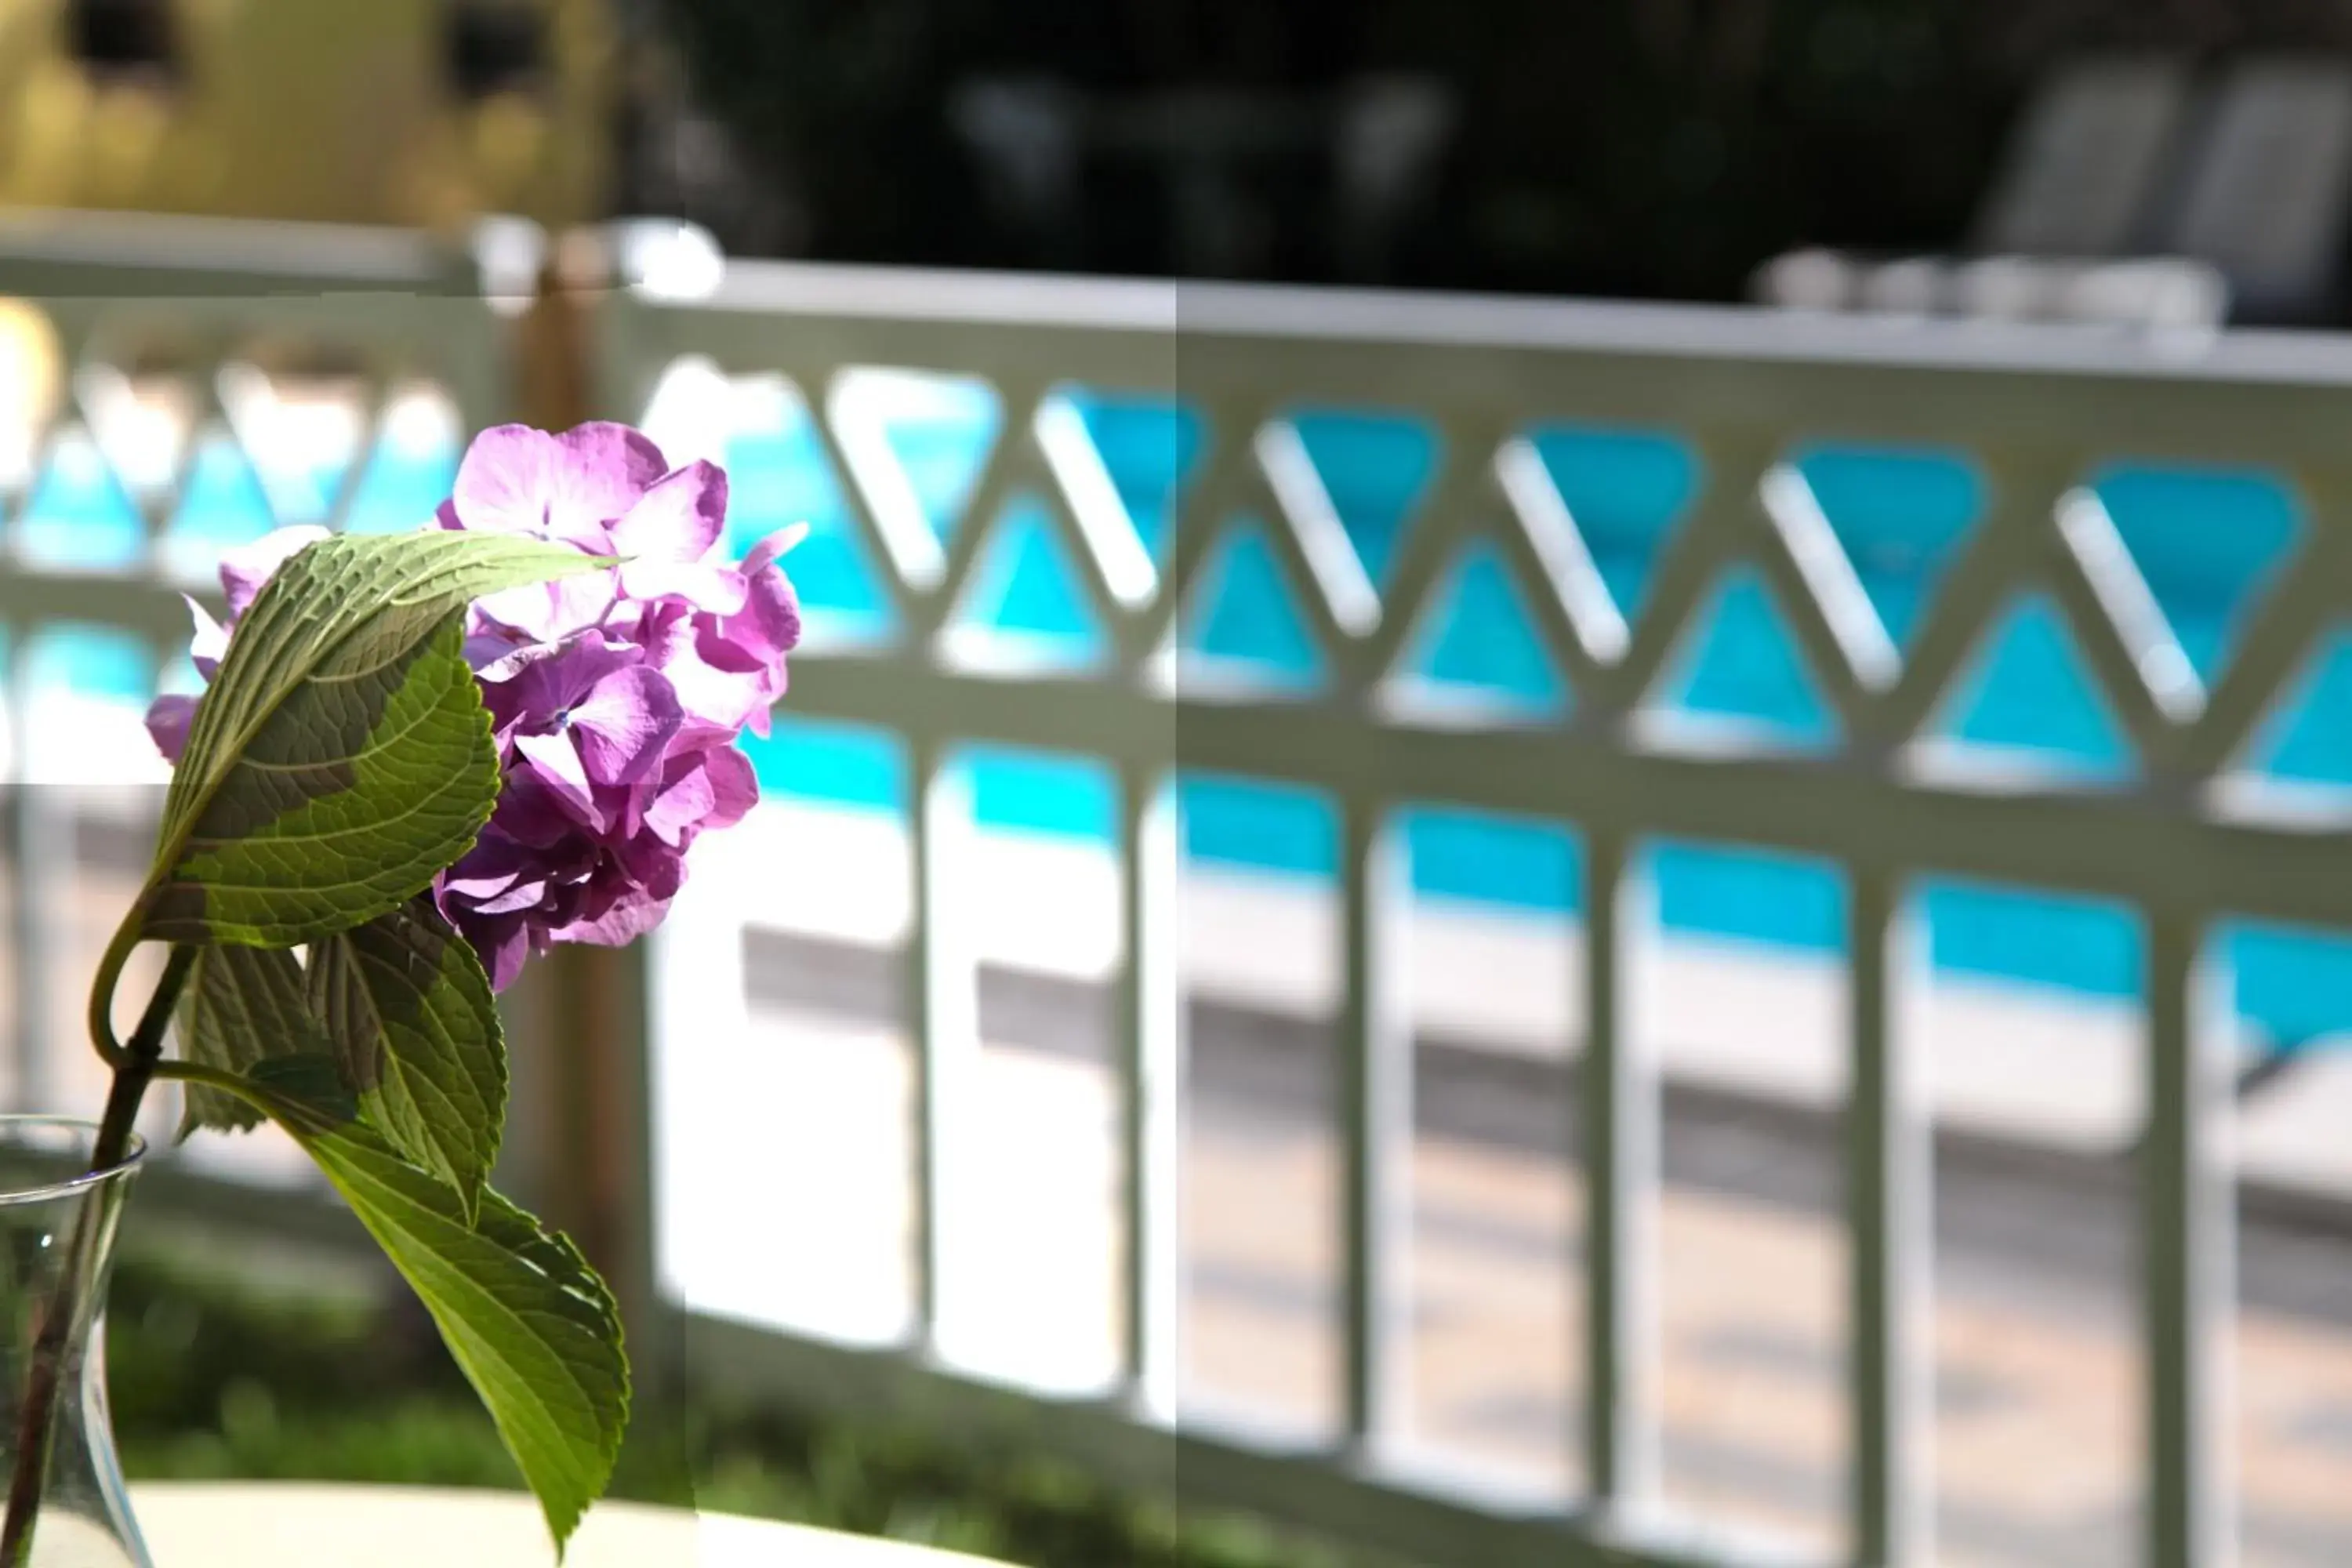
[2143,910,2233,1568]
[1116,765,1180,1420]
[500,230,679,1441]
[1584,831,1657,1521]
[1850,866,1929,1566]
[1339,797,1411,1457]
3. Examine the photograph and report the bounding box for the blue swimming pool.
[18,390,2352,1039]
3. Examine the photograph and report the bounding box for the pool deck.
[698,798,2352,1210]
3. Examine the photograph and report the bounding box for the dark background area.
[629,0,2352,302]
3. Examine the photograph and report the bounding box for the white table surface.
[122,1482,1016,1566]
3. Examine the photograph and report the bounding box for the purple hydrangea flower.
[146,422,800,990]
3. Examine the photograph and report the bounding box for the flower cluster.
[147,423,800,989]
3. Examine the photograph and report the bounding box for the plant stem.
[89,946,195,1171]
[0,944,195,1566]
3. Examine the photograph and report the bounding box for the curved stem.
[0,942,194,1566]
[82,916,148,1075]
[90,944,195,1168]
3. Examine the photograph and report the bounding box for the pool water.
[15,387,2352,1041]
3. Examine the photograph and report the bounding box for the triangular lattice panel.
[2085,461,2302,687]
[160,421,278,580]
[943,491,1114,673]
[1922,592,2137,783]
[1520,423,1701,633]
[723,378,901,646]
[16,424,145,572]
[1388,535,1570,723]
[1286,408,1438,589]
[2234,621,2352,792]
[832,367,1003,554]
[1055,388,1207,567]
[1176,514,1330,693]
[1646,564,1839,750]
[342,387,463,535]
[1788,442,1983,652]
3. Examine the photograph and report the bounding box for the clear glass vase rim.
[0,1117,147,1207]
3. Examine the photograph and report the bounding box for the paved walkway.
[664,990,2352,1568]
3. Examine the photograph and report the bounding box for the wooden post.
[501,234,682,1484]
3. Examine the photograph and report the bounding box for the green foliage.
[106,1246,1403,1568]
[683,1411,1385,1568]
[143,534,601,948]
[239,1081,631,1550]
[96,530,631,1558]
[172,946,324,1137]
[306,898,506,1217]
[146,615,492,947]
[107,1247,527,1493]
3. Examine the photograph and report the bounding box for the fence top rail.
[0,207,480,295]
[6,209,2352,390]
[677,252,2352,391]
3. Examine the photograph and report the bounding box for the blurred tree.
[652,0,2352,299]
[1374,0,2009,298]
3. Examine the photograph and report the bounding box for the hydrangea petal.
[185,596,230,679]
[487,768,583,849]
[441,864,523,902]
[220,525,330,615]
[643,757,713,845]
[471,877,553,916]
[728,565,803,667]
[513,731,597,825]
[658,645,771,738]
[450,425,564,535]
[479,631,633,734]
[463,630,527,673]
[440,833,537,899]
[473,564,621,645]
[743,524,809,574]
[568,666,684,787]
[554,423,670,518]
[468,916,535,992]
[618,558,748,614]
[452,423,666,546]
[702,742,759,830]
[550,893,671,949]
[609,461,727,563]
[144,694,198,764]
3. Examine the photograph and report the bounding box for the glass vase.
[0,1118,149,1567]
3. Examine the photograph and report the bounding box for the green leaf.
[172,946,332,1138]
[140,531,604,947]
[307,898,506,1218]
[224,1060,629,1556]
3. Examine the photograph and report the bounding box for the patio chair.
[2143,56,2352,325]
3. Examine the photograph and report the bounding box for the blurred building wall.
[0,0,612,230]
